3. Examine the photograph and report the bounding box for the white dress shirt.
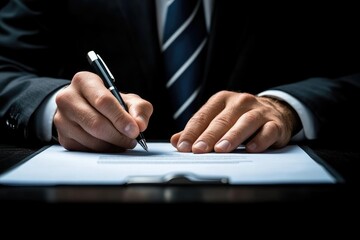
[34,0,317,142]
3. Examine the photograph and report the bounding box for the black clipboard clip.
[125,172,229,185]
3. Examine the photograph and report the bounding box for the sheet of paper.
[0,143,336,185]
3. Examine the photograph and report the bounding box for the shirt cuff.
[33,89,62,142]
[258,90,318,140]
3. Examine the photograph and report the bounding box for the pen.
[87,50,148,151]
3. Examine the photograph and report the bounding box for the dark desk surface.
[0,141,359,206]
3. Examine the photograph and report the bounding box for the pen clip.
[97,54,115,82]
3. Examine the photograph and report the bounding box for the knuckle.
[55,90,70,108]
[267,121,280,131]
[213,116,232,129]
[242,110,261,123]
[182,128,199,139]
[264,122,289,148]
[202,130,219,143]
[112,112,127,129]
[266,121,281,137]
[145,101,154,113]
[71,72,87,85]
[139,99,154,114]
[93,92,111,109]
[210,90,232,102]
[85,115,105,135]
[238,92,256,103]
[190,111,208,126]
[228,129,243,140]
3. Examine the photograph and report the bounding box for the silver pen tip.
[138,139,148,152]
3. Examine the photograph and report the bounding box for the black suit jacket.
[1,0,359,142]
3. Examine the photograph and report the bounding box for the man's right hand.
[54,71,153,152]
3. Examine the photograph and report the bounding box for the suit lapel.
[116,0,161,89]
[202,1,254,99]
[114,1,253,103]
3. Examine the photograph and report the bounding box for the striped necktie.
[162,0,208,130]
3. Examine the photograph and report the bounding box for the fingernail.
[216,140,231,152]
[178,141,191,152]
[193,141,208,152]
[124,123,137,138]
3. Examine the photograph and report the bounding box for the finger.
[63,105,137,149]
[124,93,153,132]
[58,120,134,152]
[245,121,280,153]
[58,137,92,152]
[73,72,140,139]
[60,135,127,153]
[214,109,266,153]
[170,131,182,148]
[55,90,137,149]
[191,107,240,153]
[176,95,226,152]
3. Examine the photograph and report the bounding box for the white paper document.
[0,143,337,185]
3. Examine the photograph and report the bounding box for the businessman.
[0,0,359,153]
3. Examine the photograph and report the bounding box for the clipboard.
[125,172,229,185]
[0,143,340,186]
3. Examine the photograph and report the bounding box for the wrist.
[274,98,301,136]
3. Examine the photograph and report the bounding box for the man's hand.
[171,90,300,153]
[54,71,153,152]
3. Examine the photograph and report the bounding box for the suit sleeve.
[0,0,69,142]
[273,74,360,143]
